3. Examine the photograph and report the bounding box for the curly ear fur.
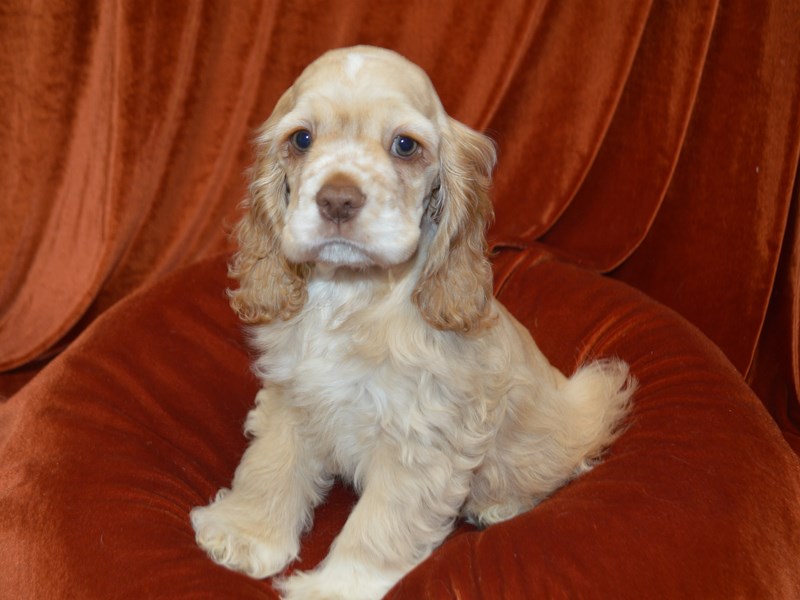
[413,118,497,333]
[228,93,309,324]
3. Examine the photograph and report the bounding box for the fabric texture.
[1,0,799,598]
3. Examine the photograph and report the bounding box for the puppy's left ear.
[413,118,497,333]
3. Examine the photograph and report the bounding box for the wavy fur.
[228,92,309,324]
[413,118,497,332]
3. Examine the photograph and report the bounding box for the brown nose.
[316,180,365,224]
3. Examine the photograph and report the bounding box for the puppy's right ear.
[228,92,308,324]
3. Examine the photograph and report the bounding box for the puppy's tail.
[464,357,635,526]
[558,358,636,475]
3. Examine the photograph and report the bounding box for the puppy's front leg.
[278,444,470,600]
[191,388,328,579]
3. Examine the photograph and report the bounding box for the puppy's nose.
[316,181,365,224]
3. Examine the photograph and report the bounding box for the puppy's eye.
[290,129,313,152]
[391,135,419,158]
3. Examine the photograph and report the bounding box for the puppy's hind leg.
[464,359,634,528]
[191,388,329,579]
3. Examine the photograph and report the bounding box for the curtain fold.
[613,0,800,375]
[488,0,654,241]
[536,0,719,270]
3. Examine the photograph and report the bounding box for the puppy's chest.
[254,314,427,475]
[253,309,421,419]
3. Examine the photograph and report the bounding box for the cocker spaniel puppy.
[191,46,634,600]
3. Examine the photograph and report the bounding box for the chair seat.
[1,251,798,599]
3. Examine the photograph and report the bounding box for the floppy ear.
[413,118,497,333]
[228,93,309,324]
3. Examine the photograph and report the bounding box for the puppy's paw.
[463,498,532,528]
[191,498,297,579]
[276,564,399,600]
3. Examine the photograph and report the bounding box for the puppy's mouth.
[313,239,376,268]
[281,206,423,270]
[295,237,419,271]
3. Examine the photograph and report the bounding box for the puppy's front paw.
[191,496,297,579]
[276,564,399,600]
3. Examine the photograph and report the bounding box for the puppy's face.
[267,47,444,269]
[231,46,496,331]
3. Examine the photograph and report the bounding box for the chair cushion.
[1,251,798,598]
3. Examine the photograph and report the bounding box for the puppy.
[191,46,634,600]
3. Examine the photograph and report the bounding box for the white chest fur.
[247,267,494,482]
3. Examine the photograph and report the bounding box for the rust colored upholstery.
[2,1,799,598]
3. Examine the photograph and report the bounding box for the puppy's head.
[229,46,496,332]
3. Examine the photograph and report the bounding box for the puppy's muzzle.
[316,176,366,224]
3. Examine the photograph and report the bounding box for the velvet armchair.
[2,1,799,598]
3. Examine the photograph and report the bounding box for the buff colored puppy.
[191,46,634,600]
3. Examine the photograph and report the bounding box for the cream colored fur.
[191,46,635,600]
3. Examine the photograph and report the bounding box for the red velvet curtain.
[1,1,798,447]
